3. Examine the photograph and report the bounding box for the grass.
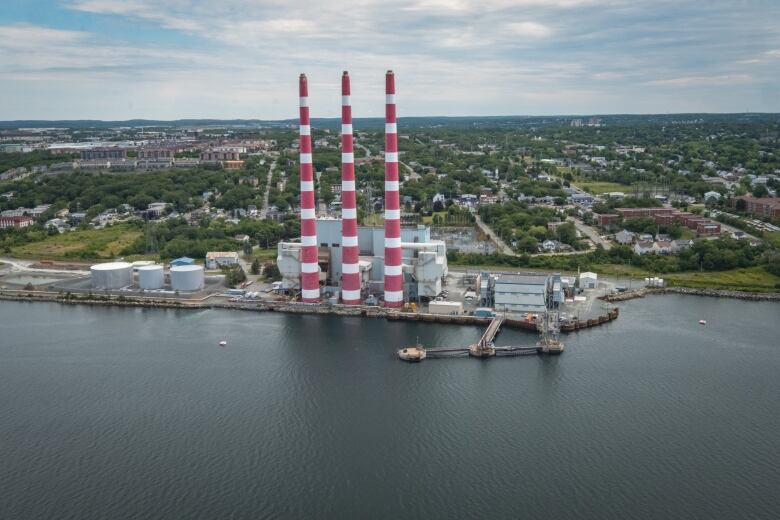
[593,264,780,292]
[421,211,447,224]
[11,224,142,261]
[251,247,278,262]
[362,213,384,226]
[573,180,630,195]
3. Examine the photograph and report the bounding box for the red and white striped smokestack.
[340,71,361,305]
[298,74,320,302]
[383,70,403,307]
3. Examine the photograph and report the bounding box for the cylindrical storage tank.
[171,265,204,291]
[138,264,164,289]
[91,262,133,289]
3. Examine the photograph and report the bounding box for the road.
[399,161,421,181]
[473,214,515,255]
[259,159,276,219]
[568,217,612,250]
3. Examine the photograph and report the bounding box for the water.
[1,296,778,519]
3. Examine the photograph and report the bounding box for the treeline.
[119,217,299,260]
[448,237,774,275]
[0,150,77,173]
[478,202,582,252]
[0,167,267,216]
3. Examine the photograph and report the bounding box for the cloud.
[644,74,753,87]
[506,21,553,38]
[0,0,777,118]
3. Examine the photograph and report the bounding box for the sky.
[1,0,779,120]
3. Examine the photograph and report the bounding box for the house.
[655,240,673,254]
[68,212,87,224]
[206,251,239,269]
[639,233,654,242]
[704,191,722,202]
[146,202,168,218]
[615,229,634,245]
[634,241,656,255]
[541,239,560,252]
[569,193,594,205]
[0,215,34,229]
[671,239,693,253]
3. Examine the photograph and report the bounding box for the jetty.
[398,312,564,362]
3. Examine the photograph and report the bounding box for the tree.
[243,240,253,258]
[752,184,769,198]
[263,262,281,281]
[556,222,578,245]
[250,258,261,275]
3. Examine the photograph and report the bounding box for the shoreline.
[600,286,780,302]
[0,291,619,333]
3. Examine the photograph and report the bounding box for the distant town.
[1,113,779,315]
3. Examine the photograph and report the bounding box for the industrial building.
[278,70,448,306]
[478,272,564,316]
[277,218,447,303]
[205,251,239,270]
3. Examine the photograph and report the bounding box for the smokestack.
[340,71,361,305]
[383,70,403,307]
[298,74,320,302]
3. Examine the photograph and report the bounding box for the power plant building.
[277,218,447,303]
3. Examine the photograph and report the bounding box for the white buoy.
[219,340,227,346]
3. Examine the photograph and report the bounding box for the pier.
[398,314,561,361]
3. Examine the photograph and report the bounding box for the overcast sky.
[1,0,779,120]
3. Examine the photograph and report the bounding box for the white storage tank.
[91,262,133,289]
[137,264,164,290]
[171,264,204,291]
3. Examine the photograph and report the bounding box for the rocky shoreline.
[601,286,780,302]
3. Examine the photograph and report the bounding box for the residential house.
[634,241,656,255]
[615,229,634,245]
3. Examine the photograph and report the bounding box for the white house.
[206,251,239,269]
[615,229,634,245]
[655,240,673,254]
[704,191,722,202]
[634,241,656,255]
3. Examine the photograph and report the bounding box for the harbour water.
[1,296,779,519]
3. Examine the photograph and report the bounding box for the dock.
[398,314,561,362]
